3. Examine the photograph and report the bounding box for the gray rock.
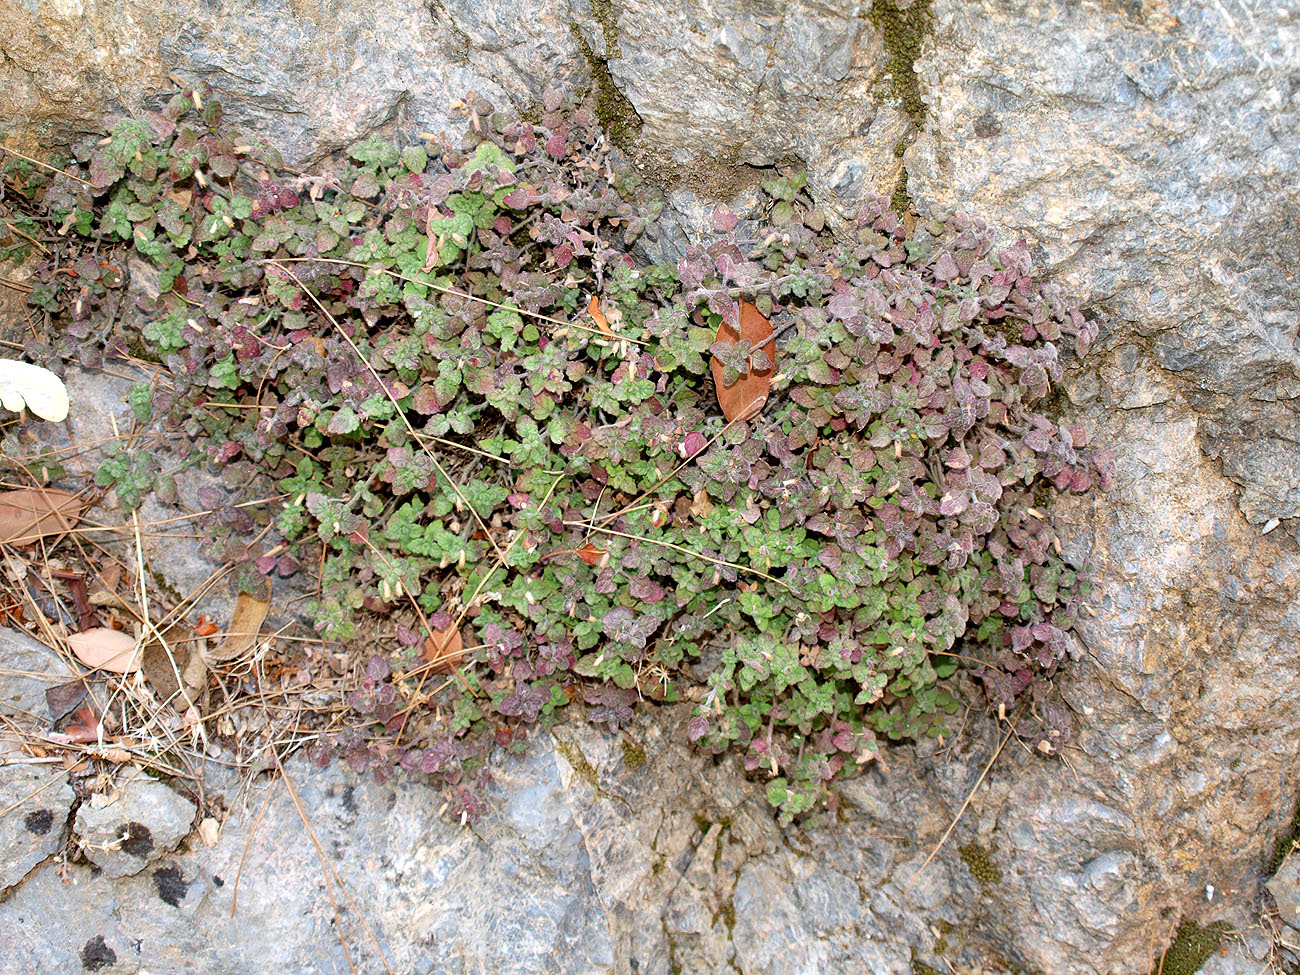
[0,630,78,893]
[1268,856,1300,932]
[74,768,197,878]
[0,710,975,974]
[911,0,1300,540]
[0,764,74,893]
[1200,945,1273,975]
[0,626,73,728]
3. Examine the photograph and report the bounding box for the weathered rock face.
[912,0,1300,540]
[1,690,1082,975]
[904,2,1300,970]
[3,0,1298,971]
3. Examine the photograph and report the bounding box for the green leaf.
[465,141,516,175]
[347,135,401,168]
[209,354,239,390]
[401,146,428,174]
[326,406,360,435]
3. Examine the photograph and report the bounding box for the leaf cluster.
[2,86,1112,821]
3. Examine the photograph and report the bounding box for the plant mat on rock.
[0,83,1114,833]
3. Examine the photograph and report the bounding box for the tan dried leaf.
[209,590,270,662]
[67,627,140,674]
[197,816,221,847]
[140,620,192,702]
[0,488,85,545]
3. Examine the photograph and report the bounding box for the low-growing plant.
[1,85,1112,821]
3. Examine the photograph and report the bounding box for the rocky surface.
[3,0,1299,971]
[911,0,1300,541]
[0,763,74,893]
[903,1,1300,969]
[1267,856,1300,932]
[73,769,196,878]
[0,629,78,893]
[0,699,1024,975]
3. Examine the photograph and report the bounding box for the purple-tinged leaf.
[688,715,709,742]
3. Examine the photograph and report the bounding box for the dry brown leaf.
[68,627,140,674]
[575,540,607,566]
[197,816,221,847]
[587,295,615,338]
[45,680,87,722]
[140,619,207,707]
[540,539,608,566]
[62,705,103,743]
[209,590,270,662]
[711,300,776,422]
[421,624,466,674]
[690,489,715,520]
[0,488,85,545]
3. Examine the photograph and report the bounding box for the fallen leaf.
[711,299,776,422]
[63,705,103,743]
[194,615,219,637]
[0,359,70,422]
[576,540,607,566]
[45,680,87,722]
[68,627,140,674]
[50,569,96,630]
[690,489,714,520]
[209,589,270,662]
[587,295,615,338]
[0,488,86,544]
[140,619,206,706]
[421,624,467,674]
[197,816,221,847]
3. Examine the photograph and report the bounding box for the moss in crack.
[555,739,599,787]
[1267,792,1300,874]
[714,900,736,935]
[868,0,935,125]
[890,170,913,219]
[959,841,1002,888]
[711,817,734,871]
[591,0,621,57]
[621,739,648,770]
[1152,920,1230,975]
[148,568,186,610]
[888,137,915,219]
[569,11,641,149]
[427,0,472,65]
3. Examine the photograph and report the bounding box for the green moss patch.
[959,841,1002,887]
[1153,920,1229,975]
[868,0,935,126]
